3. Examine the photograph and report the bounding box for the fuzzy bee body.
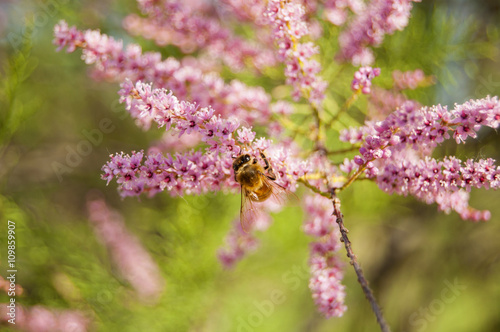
[232,152,290,232]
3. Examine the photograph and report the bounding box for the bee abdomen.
[253,182,272,202]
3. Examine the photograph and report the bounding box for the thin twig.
[339,166,366,191]
[326,145,360,155]
[297,178,331,198]
[332,197,391,332]
[327,90,361,128]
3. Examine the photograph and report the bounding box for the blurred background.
[0,0,499,331]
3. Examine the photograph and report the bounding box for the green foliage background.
[0,1,499,331]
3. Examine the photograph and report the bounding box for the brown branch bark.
[332,197,391,332]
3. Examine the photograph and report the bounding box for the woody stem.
[332,197,391,332]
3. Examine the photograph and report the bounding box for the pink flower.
[351,66,381,94]
[339,96,500,220]
[127,0,277,72]
[87,196,165,301]
[104,82,308,198]
[265,0,327,105]
[217,220,260,268]
[303,195,347,318]
[53,21,274,130]
[53,3,500,322]
[392,69,429,90]
[338,0,421,65]
[324,0,365,26]
[0,304,89,332]
[376,155,498,221]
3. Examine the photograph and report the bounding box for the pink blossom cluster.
[392,69,427,90]
[148,132,203,154]
[341,96,500,220]
[52,1,500,322]
[102,135,308,199]
[54,21,273,130]
[338,0,422,65]
[367,69,432,119]
[303,195,347,318]
[265,0,327,105]
[359,96,500,157]
[368,87,419,119]
[0,275,23,295]
[323,0,365,26]
[127,0,277,72]
[377,154,498,221]
[217,220,261,269]
[102,149,235,198]
[218,0,269,25]
[103,81,310,197]
[351,66,381,94]
[0,304,89,332]
[87,197,165,301]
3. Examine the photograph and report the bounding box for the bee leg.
[260,152,270,169]
[259,151,277,181]
[249,192,258,201]
[266,169,277,181]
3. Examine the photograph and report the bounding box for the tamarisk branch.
[332,197,391,332]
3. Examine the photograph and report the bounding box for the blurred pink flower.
[0,304,89,332]
[87,197,165,302]
[338,0,421,65]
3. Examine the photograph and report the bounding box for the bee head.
[232,154,252,171]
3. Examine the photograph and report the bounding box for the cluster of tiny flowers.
[148,132,203,154]
[338,0,421,65]
[367,69,431,119]
[265,0,327,105]
[217,220,261,269]
[0,305,89,332]
[303,195,347,318]
[52,0,500,322]
[0,275,23,295]
[218,0,269,25]
[118,80,238,148]
[361,96,500,159]
[351,66,381,94]
[341,96,500,220]
[87,197,165,301]
[103,82,309,197]
[323,0,365,26]
[128,0,277,72]
[102,149,237,198]
[300,152,345,192]
[368,87,419,119]
[53,21,273,130]
[102,140,309,199]
[377,154,498,221]
[392,69,428,90]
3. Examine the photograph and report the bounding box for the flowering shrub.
[53,0,499,329]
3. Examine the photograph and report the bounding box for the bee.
[232,151,291,232]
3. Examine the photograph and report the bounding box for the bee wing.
[239,177,297,233]
[260,173,298,206]
[240,186,263,233]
